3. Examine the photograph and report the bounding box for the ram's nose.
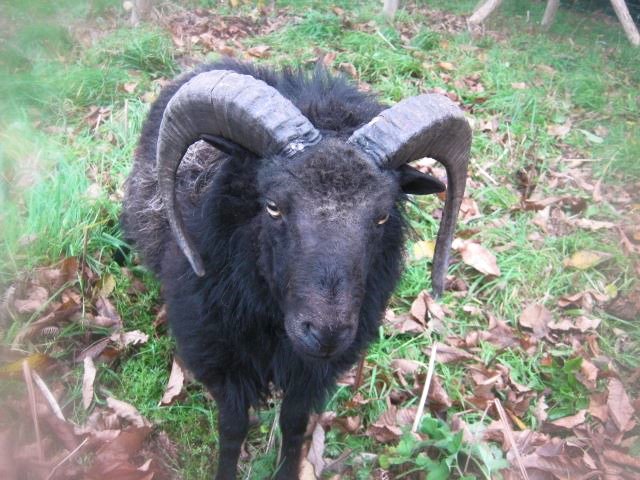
[301,321,355,358]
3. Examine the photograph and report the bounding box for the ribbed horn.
[347,94,471,297]
[157,70,321,276]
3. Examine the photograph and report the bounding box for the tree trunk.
[468,0,503,25]
[131,0,153,26]
[382,0,399,20]
[610,0,640,46]
[541,0,560,31]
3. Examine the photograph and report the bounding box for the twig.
[471,158,498,186]
[124,98,129,135]
[494,399,529,480]
[32,371,65,421]
[44,437,88,480]
[352,353,366,393]
[22,360,44,461]
[412,342,438,433]
[376,29,397,50]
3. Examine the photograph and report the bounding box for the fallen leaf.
[511,82,527,89]
[367,406,416,443]
[110,330,149,348]
[122,82,138,94]
[571,218,616,231]
[384,310,424,335]
[411,240,435,261]
[160,358,185,406]
[96,274,116,298]
[13,286,49,314]
[607,378,635,432]
[306,422,326,478]
[95,296,123,329]
[547,120,572,138]
[390,359,423,376]
[338,62,357,78]
[519,304,551,339]
[106,397,149,428]
[563,250,611,270]
[437,61,455,71]
[424,344,476,363]
[83,356,97,409]
[453,239,501,277]
[334,415,361,434]
[0,353,53,379]
[577,358,598,390]
[548,409,587,429]
[246,44,270,58]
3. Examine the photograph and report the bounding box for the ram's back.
[121,60,383,274]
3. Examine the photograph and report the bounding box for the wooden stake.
[541,0,560,30]
[382,0,399,20]
[468,0,503,25]
[610,0,640,46]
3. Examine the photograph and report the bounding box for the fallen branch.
[412,342,438,433]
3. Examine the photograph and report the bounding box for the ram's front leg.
[213,393,249,480]
[275,393,314,480]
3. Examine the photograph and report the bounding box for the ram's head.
[156,70,471,359]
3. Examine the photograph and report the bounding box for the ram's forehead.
[285,138,396,204]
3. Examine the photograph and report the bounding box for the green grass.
[1,0,639,478]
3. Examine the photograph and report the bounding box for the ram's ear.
[397,164,446,195]
[200,134,253,158]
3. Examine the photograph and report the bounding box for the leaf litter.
[3,2,640,480]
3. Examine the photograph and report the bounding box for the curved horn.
[157,70,321,276]
[347,94,471,297]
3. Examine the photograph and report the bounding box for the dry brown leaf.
[460,197,481,221]
[95,296,123,329]
[86,426,153,479]
[299,458,317,480]
[563,250,611,270]
[82,356,97,409]
[558,290,608,312]
[424,344,476,363]
[571,218,616,231]
[160,358,185,406]
[246,44,270,58]
[122,82,138,94]
[13,286,49,314]
[427,375,452,411]
[437,61,455,71]
[390,359,422,376]
[548,409,586,429]
[547,120,572,138]
[588,392,608,422]
[106,397,149,428]
[110,330,149,348]
[519,304,552,339]
[367,406,416,443]
[338,62,358,78]
[334,415,361,434]
[607,378,635,432]
[306,422,326,478]
[384,310,424,335]
[453,239,501,277]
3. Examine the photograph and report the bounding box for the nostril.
[302,321,320,343]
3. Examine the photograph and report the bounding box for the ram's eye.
[377,213,390,225]
[266,200,281,219]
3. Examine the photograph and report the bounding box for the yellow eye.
[377,213,390,225]
[266,200,281,218]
